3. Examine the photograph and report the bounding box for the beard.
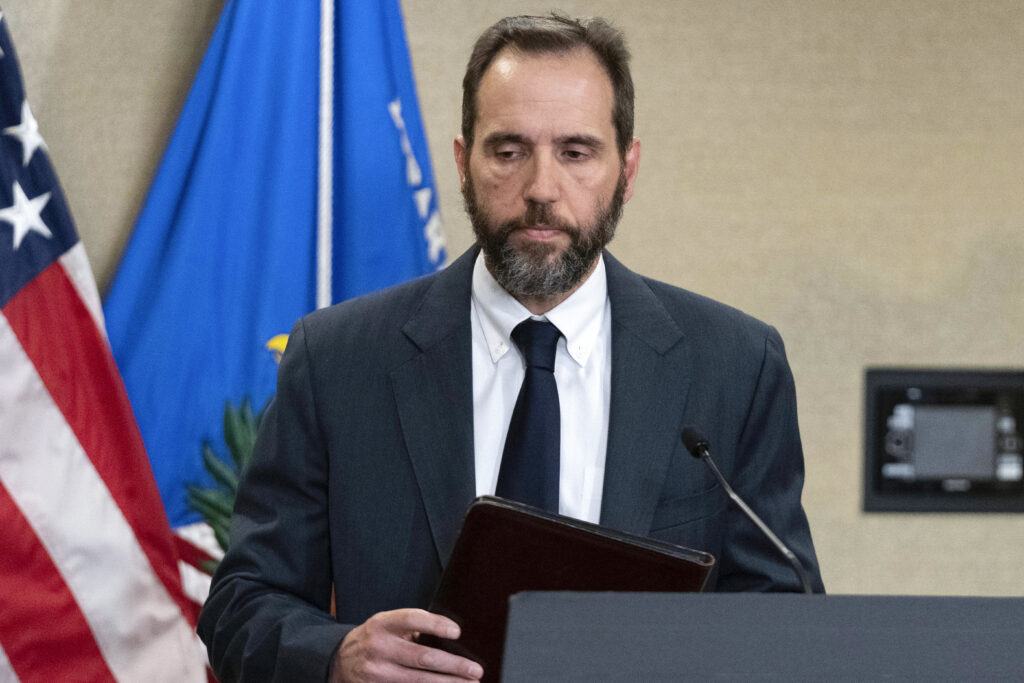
[464,170,626,299]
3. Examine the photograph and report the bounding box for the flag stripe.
[3,260,196,625]
[180,560,214,611]
[58,243,106,338]
[174,533,218,570]
[175,523,221,606]
[0,480,116,683]
[0,266,203,682]
[1,15,202,679]
[0,642,19,683]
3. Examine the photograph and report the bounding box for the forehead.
[473,47,615,142]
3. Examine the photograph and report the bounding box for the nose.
[524,149,560,205]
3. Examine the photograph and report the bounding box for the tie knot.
[511,319,561,371]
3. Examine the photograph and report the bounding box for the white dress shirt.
[470,252,611,523]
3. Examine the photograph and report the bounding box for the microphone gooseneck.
[681,427,814,594]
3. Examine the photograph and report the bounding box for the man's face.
[455,47,640,300]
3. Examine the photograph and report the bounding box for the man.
[199,13,823,682]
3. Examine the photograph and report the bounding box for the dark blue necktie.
[496,319,562,512]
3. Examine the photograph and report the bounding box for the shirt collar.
[471,251,608,367]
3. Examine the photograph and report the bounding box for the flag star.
[4,100,47,166]
[0,180,52,250]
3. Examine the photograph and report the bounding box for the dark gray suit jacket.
[198,248,823,681]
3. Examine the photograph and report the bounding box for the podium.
[501,592,1024,681]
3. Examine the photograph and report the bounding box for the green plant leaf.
[186,484,234,522]
[223,401,243,465]
[224,399,258,472]
[185,395,266,556]
[240,397,257,429]
[211,520,230,553]
[201,442,239,494]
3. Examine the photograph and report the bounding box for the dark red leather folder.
[419,495,715,681]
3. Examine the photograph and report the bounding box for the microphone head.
[681,428,710,458]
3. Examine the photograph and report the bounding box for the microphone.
[681,428,814,594]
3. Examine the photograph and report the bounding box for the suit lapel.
[390,249,478,566]
[600,253,692,535]
[389,249,692,556]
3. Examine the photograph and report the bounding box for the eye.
[562,147,591,162]
[491,144,525,161]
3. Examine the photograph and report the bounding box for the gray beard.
[464,172,626,298]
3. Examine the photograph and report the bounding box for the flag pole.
[317,0,334,310]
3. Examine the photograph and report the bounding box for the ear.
[454,136,468,188]
[621,138,641,203]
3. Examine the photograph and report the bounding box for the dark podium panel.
[501,592,1024,681]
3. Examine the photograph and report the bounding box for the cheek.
[564,176,611,211]
[571,165,619,192]
[580,172,621,207]
[474,169,523,209]
[479,166,523,196]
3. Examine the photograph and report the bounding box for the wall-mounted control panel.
[864,368,1024,512]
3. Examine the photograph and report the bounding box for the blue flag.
[104,0,446,529]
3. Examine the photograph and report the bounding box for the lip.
[518,226,564,241]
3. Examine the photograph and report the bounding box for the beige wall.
[6,0,1023,595]
[3,1,224,287]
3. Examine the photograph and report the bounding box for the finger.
[378,608,462,640]
[391,639,483,680]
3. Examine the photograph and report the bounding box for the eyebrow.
[482,132,529,149]
[481,132,606,151]
[555,134,605,151]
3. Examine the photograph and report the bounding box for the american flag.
[0,11,204,682]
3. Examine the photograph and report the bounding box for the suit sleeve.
[715,326,825,593]
[198,318,352,681]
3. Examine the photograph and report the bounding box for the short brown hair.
[461,13,634,160]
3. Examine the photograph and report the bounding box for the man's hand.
[333,608,484,682]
